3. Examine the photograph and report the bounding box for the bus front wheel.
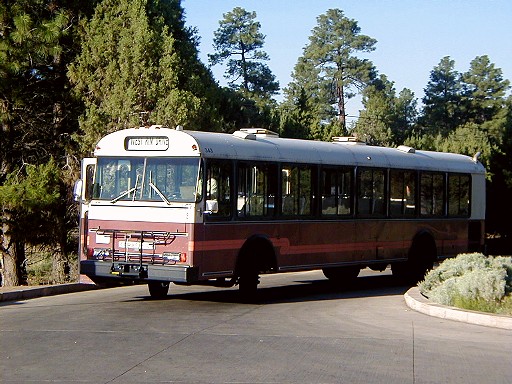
[238,272,260,299]
[322,266,360,285]
[148,281,170,299]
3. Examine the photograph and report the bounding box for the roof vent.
[239,128,279,138]
[397,145,416,154]
[332,136,366,145]
[233,130,256,140]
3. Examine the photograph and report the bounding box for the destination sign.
[125,136,169,151]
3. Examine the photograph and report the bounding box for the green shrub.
[418,253,512,314]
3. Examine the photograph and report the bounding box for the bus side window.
[421,172,445,216]
[237,163,277,218]
[281,164,314,217]
[321,167,352,216]
[205,160,232,218]
[357,168,385,216]
[389,170,416,217]
[448,174,470,217]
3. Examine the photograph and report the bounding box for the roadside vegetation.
[419,253,512,316]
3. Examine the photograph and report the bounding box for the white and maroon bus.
[75,125,486,298]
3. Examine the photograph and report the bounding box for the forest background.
[1,0,511,286]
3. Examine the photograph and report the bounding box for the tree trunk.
[1,215,27,286]
[336,81,346,132]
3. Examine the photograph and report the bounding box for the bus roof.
[94,126,486,175]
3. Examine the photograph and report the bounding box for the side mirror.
[205,199,219,214]
[73,179,83,202]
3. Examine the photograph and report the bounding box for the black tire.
[148,281,170,299]
[393,235,436,284]
[322,266,360,286]
[238,272,260,301]
[236,237,274,302]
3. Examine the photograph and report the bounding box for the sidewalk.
[0,283,98,302]
[404,287,512,330]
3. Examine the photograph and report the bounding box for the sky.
[181,0,512,123]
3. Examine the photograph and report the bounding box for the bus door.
[75,158,96,281]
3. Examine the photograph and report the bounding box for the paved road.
[1,270,511,384]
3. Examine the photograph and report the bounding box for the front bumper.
[80,260,199,283]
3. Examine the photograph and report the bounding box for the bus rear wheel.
[393,235,436,284]
[148,281,170,299]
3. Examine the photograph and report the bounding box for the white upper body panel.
[94,126,486,176]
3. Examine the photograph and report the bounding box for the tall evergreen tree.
[352,75,395,145]
[393,88,418,144]
[0,0,94,286]
[209,7,279,99]
[461,55,510,144]
[69,0,220,153]
[420,56,462,136]
[287,9,377,135]
[351,75,418,146]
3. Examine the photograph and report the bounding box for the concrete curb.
[404,287,512,330]
[0,283,99,302]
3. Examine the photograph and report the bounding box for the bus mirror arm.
[204,200,219,214]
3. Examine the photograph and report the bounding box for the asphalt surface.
[1,270,511,384]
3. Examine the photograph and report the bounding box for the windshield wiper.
[110,186,139,203]
[110,174,141,204]
[149,181,171,205]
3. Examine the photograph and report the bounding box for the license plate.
[119,240,154,250]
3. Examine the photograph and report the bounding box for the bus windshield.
[93,157,201,203]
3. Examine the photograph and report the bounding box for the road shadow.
[137,273,413,305]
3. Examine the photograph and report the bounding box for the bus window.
[421,172,445,216]
[84,163,96,201]
[237,163,277,218]
[93,157,200,203]
[448,174,470,216]
[357,168,385,216]
[281,164,314,216]
[389,170,416,217]
[93,158,144,200]
[143,158,200,202]
[321,167,352,216]
[205,160,232,218]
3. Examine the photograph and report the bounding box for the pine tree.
[0,0,94,286]
[352,75,396,146]
[420,56,462,136]
[209,7,279,99]
[69,0,219,153]
[287,9,377,134]
[461,55,510,144]
[393,88,418,145]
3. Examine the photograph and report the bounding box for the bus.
[75,125,486,298]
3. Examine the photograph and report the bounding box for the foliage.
[209,7,279,99]
[0,159,61,214]
[208,7,278,128]
[25,247,78,285]
[69,0,221,153]
[419,253,512,314]
[285,9,377,135]
[0,0,95,286]
[351,76,418,146]
[420,56,463,135]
